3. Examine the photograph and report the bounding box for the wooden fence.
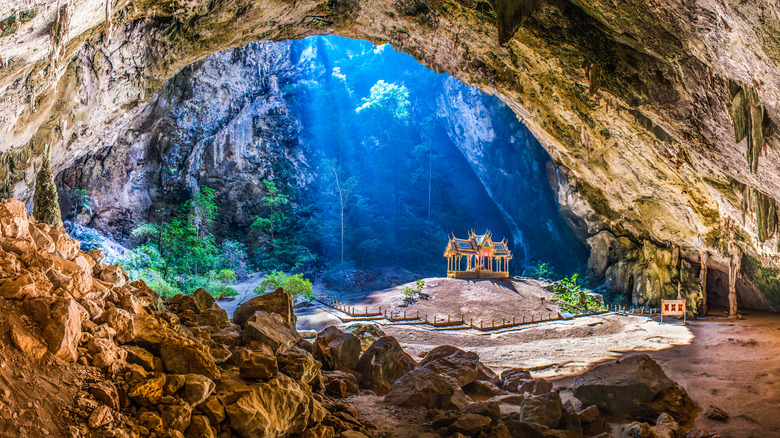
[316,294,655,332]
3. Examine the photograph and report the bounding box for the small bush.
[550,273,605,314]
[215,269,238,299]
[524,261,557,280]
[255,271,314,301]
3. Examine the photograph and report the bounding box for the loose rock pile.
[0,198,716,437]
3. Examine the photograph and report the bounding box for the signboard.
[661,299,686,323]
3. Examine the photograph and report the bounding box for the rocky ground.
[0,197,730,437]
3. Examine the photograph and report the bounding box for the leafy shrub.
[255,271,314,301]
[214,269,238,299]
[524,261,557,280]
[550,273,605,314]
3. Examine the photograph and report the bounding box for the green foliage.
[254,271,314,301]
[355,80,411,119]
[524,261,557,280]
[550,273,605,314]
[399,279,426,304]
[250,180,316,272]
[118,187,248,298]
[214,269,238,299]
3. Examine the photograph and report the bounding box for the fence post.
[513,316,516,324]
[404,309,406,319]
[448,315,451,323]
[491,319,494,329]
[480,320,483,329]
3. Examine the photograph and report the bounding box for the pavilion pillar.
[699,251,709,316]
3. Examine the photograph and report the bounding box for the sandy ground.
[382,314,692,377]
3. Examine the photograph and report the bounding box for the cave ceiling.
[0,0,779,272]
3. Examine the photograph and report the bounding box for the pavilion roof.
[443,229,512,259]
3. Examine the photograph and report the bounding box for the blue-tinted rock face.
[56,36,586,275]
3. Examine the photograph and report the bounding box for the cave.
[1,0,779,436]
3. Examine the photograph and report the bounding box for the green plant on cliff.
[254,271,314,301]
[33,145,63,227]
[551,273,605,314]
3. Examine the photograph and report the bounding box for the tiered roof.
[444,229,512,259]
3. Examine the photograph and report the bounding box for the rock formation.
[1,0,778,310]
[0,198,712,436]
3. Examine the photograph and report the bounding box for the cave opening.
[54,35,587,294]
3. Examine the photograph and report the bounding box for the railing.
[607,304,660,315]
[316,294,656,331]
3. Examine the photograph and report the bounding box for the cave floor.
[576,311,780,437]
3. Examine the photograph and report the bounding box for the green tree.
[251,180,290,261]
[255,271,314,300]
[355,80,411,119]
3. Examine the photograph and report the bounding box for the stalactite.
[32,144,64,227]
[729,82,765,173]
[751,187,778,243]
[588,62,600,95]
[104,0,112,37]
[739,184,778,243]
[496,0,541,45]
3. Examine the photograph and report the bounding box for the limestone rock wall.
[1,0,779,308]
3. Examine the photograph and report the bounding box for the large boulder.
[100,306,136,344]
[572,354,696,422]
[233,347,279,380]
[419,345,479,387]
[322,370,361,398]
[355,336,416,390]
[341,323,387,350]
[180,374,216,407]
[0,273,40,300]
[384,368,460,409]
[218,372,320,438]
[313,326,361,371]
[233,288,295,327]
[501,368,533,392]
[0,200,31,241]
[23,297,86,362]
[242,311,300,354]
[160,339,221,380]
[278,345,322,386]
[521,392,564,429]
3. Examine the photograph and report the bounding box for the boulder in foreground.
[572,354,696,422]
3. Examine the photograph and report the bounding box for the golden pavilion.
[443,230,512,279]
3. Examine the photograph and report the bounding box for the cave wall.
[1,0,779,308]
